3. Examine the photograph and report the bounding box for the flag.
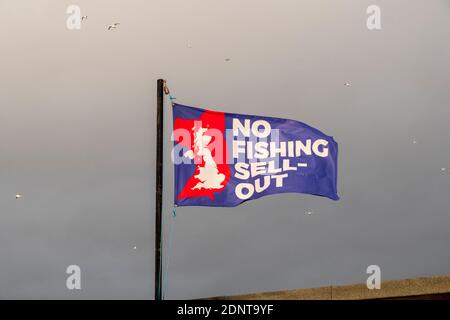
[172,103,339,207]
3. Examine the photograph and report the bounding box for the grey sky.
[0,0,449,299]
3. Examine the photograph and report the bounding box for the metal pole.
[155,79,164,300]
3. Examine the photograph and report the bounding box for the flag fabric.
[172,103,339,207]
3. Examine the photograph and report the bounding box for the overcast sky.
[0,0,449,299]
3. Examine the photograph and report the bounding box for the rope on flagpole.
[162,205,177,299]
[161,80,176,299]
[163,80,177,105]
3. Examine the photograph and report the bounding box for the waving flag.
[172,103,339,207]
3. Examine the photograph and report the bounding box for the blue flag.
[172,103,339,207]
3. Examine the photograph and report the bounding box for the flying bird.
[107,23,120,30]
[81,15,88,21]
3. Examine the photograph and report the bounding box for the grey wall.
[0,0,449,299]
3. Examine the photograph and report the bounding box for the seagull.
[107,23,120,30]
[225,58,231,62]
[15,194,22,199]
[81,15,88,22]
[344,82,351,87]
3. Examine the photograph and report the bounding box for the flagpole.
[155,79,164,300]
